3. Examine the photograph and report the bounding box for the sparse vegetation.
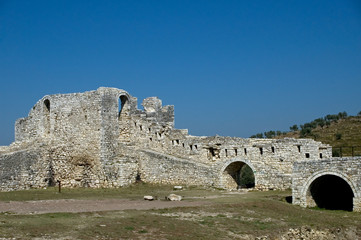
[0,186,360,239]
[290,124,298,131]
[335,133,342,140]
[252,111,353,139]
[250,112,361,156]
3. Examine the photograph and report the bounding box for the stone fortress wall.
[0,87,332,193]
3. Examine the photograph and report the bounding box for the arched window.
[44,99,50,112]
[118,95,129,118]
[43,99,50,135]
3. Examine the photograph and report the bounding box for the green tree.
[264,131,276,138]
[335,133,342,140]
[300,127,312,137]
[338,111,347,119]
[250,133,263,138]
[290,124,298,131]
[240,165,255,188]
[325,120,331,127]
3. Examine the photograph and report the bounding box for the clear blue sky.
[1,0,361,145]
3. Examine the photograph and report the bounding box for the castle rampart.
[0,87,332,192]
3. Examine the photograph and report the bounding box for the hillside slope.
[276,116,361,156]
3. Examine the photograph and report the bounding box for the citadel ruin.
[0,87,360,211]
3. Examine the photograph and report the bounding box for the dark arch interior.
[224,162,255,188]
[118,95,129,117]
[44,99,50,111]
[309,175,354,211]
[43,99,51,134]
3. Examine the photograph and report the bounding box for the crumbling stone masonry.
[0,87,332,193]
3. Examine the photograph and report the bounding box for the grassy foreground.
[0,184,360,239]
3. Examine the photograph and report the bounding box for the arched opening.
[223,161,255,189]
[43,99,50,135]
[118,95,129,118]
[44,99,50,112]
[308,174,354,211]
[118,95,130,142]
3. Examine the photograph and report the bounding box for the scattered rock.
[166,194,182,201]
[144,195,154,201]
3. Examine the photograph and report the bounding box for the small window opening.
[235,148,238,156]
[140,125,143,131]
[118,95,129,117]
[176,139,179,145]
[182,143,185,148]
[148,127,151,132]
[319,153,323,159]
[172,140,174,145]
[135,172,142,182]
[44,99,50,111]
[134,122,137,127]
[225,149,228,157]
[297,145,301,152]
[150,138,152,141]
[244,148,247,155]
[194,145,198,150]
[190,145,193,150]
[159,133,162,138]
[43,99,51,135]
[271,147,275,153]
[209,147,216,157]
[259,147,263,155]
[305,153,310,158]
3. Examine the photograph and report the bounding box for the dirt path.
[0,199,208,214]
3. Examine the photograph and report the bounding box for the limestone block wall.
[138,150,216,186]
[0,148,49,191]
[126,117,332,190]
[0,87,335,192]
[292,157,361,212]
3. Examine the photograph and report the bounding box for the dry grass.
[278,116,361,156]
[0,185,360,239]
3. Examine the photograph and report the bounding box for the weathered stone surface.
[166,194,182,201]
[1,87,350,200]
[143,195,154,201]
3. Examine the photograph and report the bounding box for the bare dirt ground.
[0,198,208,214]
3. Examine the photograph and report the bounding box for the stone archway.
[219,160,255,189]
[303,172,357,211]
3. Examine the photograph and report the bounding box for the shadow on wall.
[309,175,354,211]
[224,162,255,189]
